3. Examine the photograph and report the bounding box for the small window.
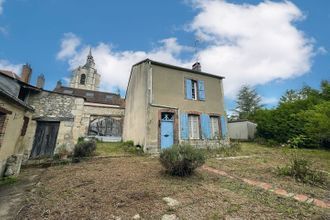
[188,115,200,139]
[21,116,29,136]
[86,92,94,97]
[63,89,73,94]
[80,74,86,85]
[210,116,220,139]
[105,95,113,99]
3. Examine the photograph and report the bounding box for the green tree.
[234,85,262,120]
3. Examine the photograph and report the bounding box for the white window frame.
[210,116,220,139]
[188,115,200,139]
[191,80,198,100]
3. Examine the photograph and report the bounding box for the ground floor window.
[210,116,220,139]
[188,115,200,139]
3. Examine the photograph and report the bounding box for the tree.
[279,89,300,104]
[234,85,262,120]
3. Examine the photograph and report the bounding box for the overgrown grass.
[96,141,143,156]
[0,176,17,186]
[203,141,242,158]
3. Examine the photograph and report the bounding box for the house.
[24,50,125,160]
[0,51,125,177]
[123,59,228,153]
[228,120,257,140]
[0,67,34,177]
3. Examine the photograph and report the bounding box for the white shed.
[228,120,257,140]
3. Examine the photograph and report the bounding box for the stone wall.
[23,91,85,161]
[23,91,125,161]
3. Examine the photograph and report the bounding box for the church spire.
[84,48,95,68]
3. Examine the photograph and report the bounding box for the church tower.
[69,49,101,91]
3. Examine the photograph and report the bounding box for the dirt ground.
[13,155,328,220]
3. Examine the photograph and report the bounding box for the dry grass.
[17,154,328,219]
[207,143,330,201]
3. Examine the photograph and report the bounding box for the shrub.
[73,140,96,158]
[277,154,327,186]
[160,144,206,176]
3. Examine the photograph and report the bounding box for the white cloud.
[0,59,22,74]
[56,33,81,60]
[57,34,191,92]
[0,0,5,15]
[189,0,313,98]
[58,1,314,98]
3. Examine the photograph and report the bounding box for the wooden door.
[30,121,60,158]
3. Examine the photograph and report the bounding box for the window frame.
[188,114,200,140]
[210,116,220,139]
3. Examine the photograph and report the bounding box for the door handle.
[164,134,169,137]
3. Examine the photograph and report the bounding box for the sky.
[0,0,329,113]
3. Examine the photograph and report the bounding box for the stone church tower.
[69,49,101,91]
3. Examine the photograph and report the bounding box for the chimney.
[192,62,201,72]
[56,80,62,89]
[21,63,32,84]
[36,74,45,89]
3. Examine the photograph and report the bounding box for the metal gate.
[30,121,60,158]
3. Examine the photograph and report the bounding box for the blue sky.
[0,0,329,112]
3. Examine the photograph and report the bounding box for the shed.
[228,120,257,140]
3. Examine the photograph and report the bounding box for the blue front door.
[161,113,174,148]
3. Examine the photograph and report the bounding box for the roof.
[53,86,125,107]
[0,86,34,111]
[133,59,225,80]
[0,70,21,80]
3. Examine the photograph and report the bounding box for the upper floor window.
[185,79,205,101]
[80,74,86,85]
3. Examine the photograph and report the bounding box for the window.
[0,112,7,147]
[185,79,205,101]
[21,116,29,136]
[210,116,220,139]
[86,92,94,97]
[63,89,73,94]
[191,80,198,100]
[80,74,86,85]
[188,115,200,139]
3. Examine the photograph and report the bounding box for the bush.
[73,140,96,158]
[160,144,206,176]
[277,154,327,186]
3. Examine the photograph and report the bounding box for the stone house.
[0,51,124,177]
[123,59,228,153]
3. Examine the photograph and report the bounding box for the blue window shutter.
[220,116,227,139]
[185,79,192,100]
[201,114,211,139]
[198,80,205,100]
[180,113,189,140]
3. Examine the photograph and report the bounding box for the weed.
[0,176,17,186]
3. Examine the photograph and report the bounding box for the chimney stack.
[192,62,201,72]
[56,80,62,89]
[36,74,45,89]
[21,63,32,84]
